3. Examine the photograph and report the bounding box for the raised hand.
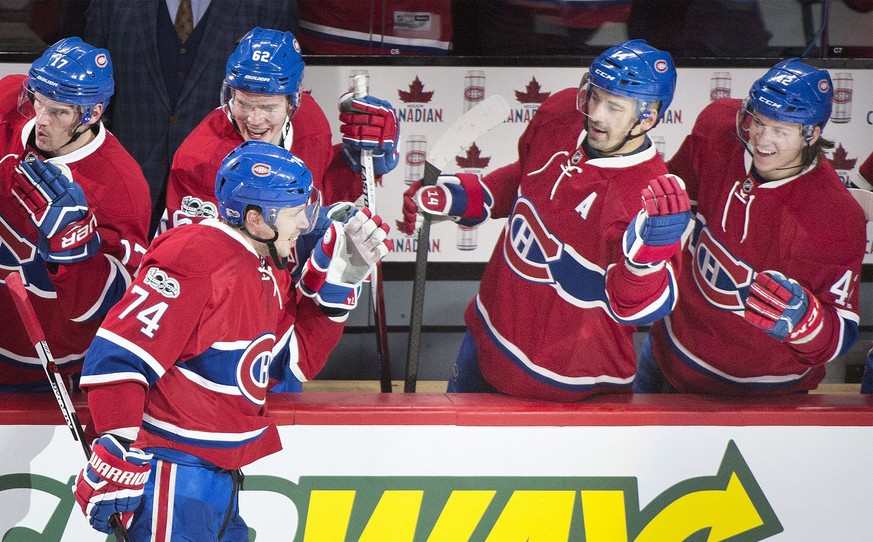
[300,208,391,311]
[74,434,152,534]
[339,93,400,175]
[623,173,691,269]
[744,270,824,343]
[12,156,101,264]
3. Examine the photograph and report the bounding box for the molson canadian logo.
[396,76,444,123]
[507,77,550,123]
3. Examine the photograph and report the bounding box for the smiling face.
[746,112,818,181]
[583,86,655,156]
[230,90,290,145]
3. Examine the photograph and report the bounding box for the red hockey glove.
[397,173,487,235]
[744,270,824,343]
[339,93,400,175]
[300,208,391,311]
[74,434,152,534]
[12,156,101,264]
[623,174,691,270]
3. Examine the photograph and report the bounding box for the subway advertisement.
[2,422,872,541]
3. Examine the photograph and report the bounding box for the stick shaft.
[6,272,131,542]
[353,74,393,392]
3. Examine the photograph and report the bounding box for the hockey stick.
[6,272,131,542]
[404,95,510,392]
[353,74,393,393]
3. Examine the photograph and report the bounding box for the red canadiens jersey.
[298,1,452,55]
[165,93,359,229]
[651,98,866,395]
[507,0,631,30]
[80,221,345,469]
[860,151,873,186]
[468,87,681,402]
[0,74,150,389]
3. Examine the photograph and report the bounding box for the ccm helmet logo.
[593,68,616,81]
[756,96,782,109]
[252,163,271,177]
[95,53,108,68]
[654,59,668,73]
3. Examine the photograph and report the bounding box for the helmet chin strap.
[240,226,288,270]
[583,115,646,156]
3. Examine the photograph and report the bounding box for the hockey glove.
[397,173,487,235]
[744,270,824,343]
[339,93,400,175]
[12,156,101,264]
[74,434,152,534]
[623,174,691,270]
[300,208,390,311]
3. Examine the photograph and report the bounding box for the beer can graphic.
[832,72,852,124]
[710,72,731,101]
[457,224,478,251]
[404,134,427,185]
[652,136,666,161]
[463,70,486,112]
[348,70,369,93]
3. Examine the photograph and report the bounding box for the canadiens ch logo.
[692,226,754,312]
[504,198,561,283]
[238,333,274,406]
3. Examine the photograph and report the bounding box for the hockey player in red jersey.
[0,37,150,392]
[400,40,689,401]
[635,59,867,395]
[74,140,390,539]
[165,26,399,230]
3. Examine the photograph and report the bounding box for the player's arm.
[605,174,692,325]
[165,154,221,229]
[12,156,148,321]
[273,208,391,382]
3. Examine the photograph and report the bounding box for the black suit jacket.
[86,0,298,227]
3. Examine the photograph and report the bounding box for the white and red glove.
[12,156,101,264]
[623,174,691,271]
[397,173,487,235]
[339,93,400,175]
[300,208,390,312]
[744,270,824,343]
[74,434,152,534]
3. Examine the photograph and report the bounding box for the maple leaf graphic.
[515,77,551,104]
[398,76,434,103]
[828,144,857,170]
[455,143,491,169]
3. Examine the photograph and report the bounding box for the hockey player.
[73,140,390,539]
[0,37,150,392]
[399,40,689,401]
[165,26,399,230]
[635,58,866,395]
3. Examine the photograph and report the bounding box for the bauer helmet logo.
[252,163,271,177]
[818,79,830,93]
[654,59,668,73]
[95,54,108,68]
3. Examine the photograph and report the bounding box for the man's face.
[231,90,289,145]
[31,93,83,155]
[746,113,813,181]
[269,204,313,260]
[584,86,650,155]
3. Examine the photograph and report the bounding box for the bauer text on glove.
[12,156,101,264]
